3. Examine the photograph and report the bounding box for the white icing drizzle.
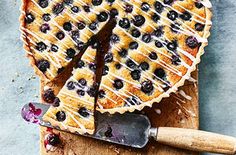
[178,90,192,101]
[154,108,162,115]
[176,101,196,117]
[65,109,87,133]
[60,91,94,105]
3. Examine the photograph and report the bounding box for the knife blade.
[21,102,236,154]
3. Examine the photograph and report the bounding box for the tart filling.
[21,0,212,116]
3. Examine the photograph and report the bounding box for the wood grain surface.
[39,69,199,155]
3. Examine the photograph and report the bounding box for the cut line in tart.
[20,0,212,116]
[43,46,98,134]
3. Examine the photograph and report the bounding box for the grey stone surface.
[0,0,235,154]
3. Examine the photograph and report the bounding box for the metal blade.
[21,102,151,148]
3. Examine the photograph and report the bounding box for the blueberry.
[36,42,47,51]
[98,90,105,98]
[113,79,123,89]
[57,67,64,74]
[172,55,181,65]
[132,15,145,27]
[126,96,140,105]
[52,97,60,107]
[38,0,49,8]
[154,68,166,79]
[139,62,149,71]
[195,2,203,9]
[141,80,154,94]
[89,63,97,72]
[104,53,113,63]
[164,0,173,5]
[125,4,133,13]
[195,23,204,31]
[78,107,90,117]
[37,60,50,73]
[25,13,35,24]
[40,23,50,33]
[52,3,64,15]
[126,59,136,69]
[167,41,177,51]
[56,111,66,122]
[149,52,158,60]
[153,27,163,37]
[110,8,118,17]
[110,34,120,43]
[155,41,163,48]
[66,48,76,59]
[186,36,199,48]
[56,31,65,40]
[107,0,115,3]
[71,30,80,43]
[97,11,108,22]
[115,63,121,69]
[152,14,161,24]
[42,89,55,103]
[78,78,87,86]
[89,22,97,30]
[102,65,109,75]
[83,5,90,12]
[87,87,96,97]
[154,1,163,13]
[77,21,86,30]
[167,10,178,21]
[42,13,51,22]
[119,18,130,29]
[142,33,152,43]
[47,134,60,146]
[63,22,72,31]
[131,28,141,38]
[131,70,141,80]
[77,89,85,96]
[77,42,85,50]
[170,23,180,33]
[67,81,75,90]
[180,11,191,21]
[92,0,102,6]
[71,6,79,13]
[118,48,128,58]
[51,44,58,52]
[129,41,139,49]
[76,60,85,68]
[141,2,150,12]
[64,0,73,5]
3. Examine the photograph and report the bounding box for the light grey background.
[0,0,235,154]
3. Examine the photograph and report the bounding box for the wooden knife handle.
[156,127,236,154]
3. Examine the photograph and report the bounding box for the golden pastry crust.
[97,0,212,114]
[43,47,97,134]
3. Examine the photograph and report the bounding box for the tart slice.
[20,0,112,80]
[97,0,212,113]
[43,46,98,134]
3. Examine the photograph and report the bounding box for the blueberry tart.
[21,0,212,115]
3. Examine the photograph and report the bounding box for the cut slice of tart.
[97,0,212,113]
[20,0,113,81]
[43,46,98,134]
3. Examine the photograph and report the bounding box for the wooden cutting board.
[39,69,199,155]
